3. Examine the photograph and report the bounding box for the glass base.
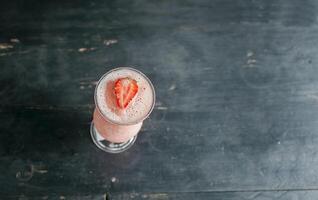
[90,122,137,153]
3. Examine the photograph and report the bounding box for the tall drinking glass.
[90,67,155,153]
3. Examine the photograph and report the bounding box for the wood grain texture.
[1,0,318,198]
[3,191,318,200]
[110,191,318,200]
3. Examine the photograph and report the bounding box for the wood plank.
[111,191,318,200]
[2,190,318,200]
[1,106,318,194]
[1,0,318,108]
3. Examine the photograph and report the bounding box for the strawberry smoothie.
[93,109,143,143]
[91,67,155,153]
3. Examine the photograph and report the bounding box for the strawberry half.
[114,77,138,109]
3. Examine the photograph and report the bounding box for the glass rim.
[94,67,156,126]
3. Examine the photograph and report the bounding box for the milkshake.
[91,67,155,153]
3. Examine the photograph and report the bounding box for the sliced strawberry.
[114,77,138,109]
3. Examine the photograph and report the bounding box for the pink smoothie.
[93,67,155,143]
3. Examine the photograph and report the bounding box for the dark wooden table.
[1,0,318,199]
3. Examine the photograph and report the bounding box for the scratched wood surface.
[4,191,318,200]
[110,191,318,200]
[1,0,318,199]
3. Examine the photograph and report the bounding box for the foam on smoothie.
[96,68,155,124]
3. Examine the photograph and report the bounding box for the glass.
[90,67,155,153]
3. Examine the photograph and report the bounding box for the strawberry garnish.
[114,77,138,109]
